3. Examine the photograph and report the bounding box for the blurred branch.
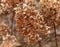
[53,22,58,47]
[38,40,42,47]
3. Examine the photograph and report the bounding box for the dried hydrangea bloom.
[0,0,18,15]
[0,23,12,36]
[0,19,12,42]
[14,2,41,44]
[39,0,60,27]
[14,1,53,44]
[0,18,20,47]
[0,3,9,14]
[0,35,19,47]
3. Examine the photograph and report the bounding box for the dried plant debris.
[0,0,60,47]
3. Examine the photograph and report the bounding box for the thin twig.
[38,40,42,47]
[53,22,58,47]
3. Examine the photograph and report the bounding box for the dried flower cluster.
[0,0,60,46]
[15,0,59,44]
[39,0,60,26]
[14,2,41,44]
[0,18,19,47]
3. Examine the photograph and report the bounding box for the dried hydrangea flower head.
[0,18,11,37]
[14,2,42,44]
[0,0,21,14]
[0,23,11,36]
[39,0,60,26]
[14,1,53,44]
[0,35,19,47]
[0,0,14,16]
